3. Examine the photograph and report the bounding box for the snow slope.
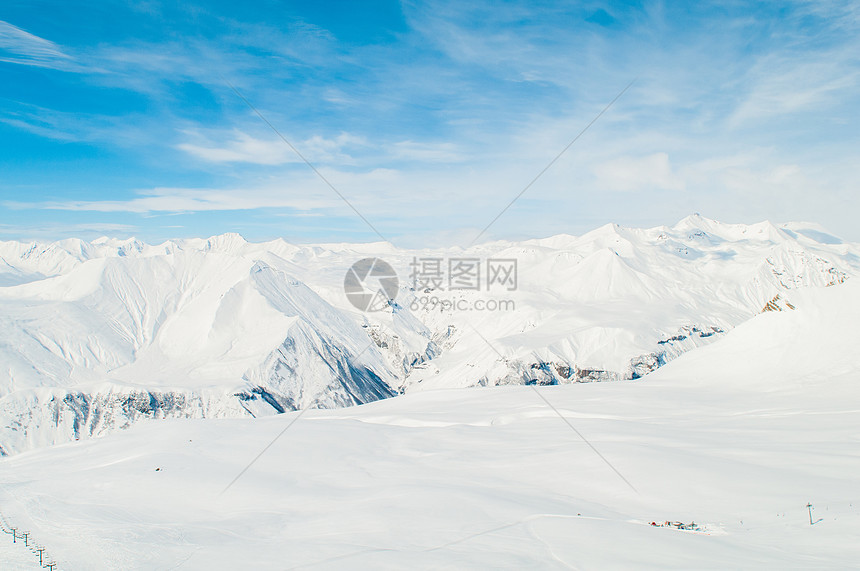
[0,251,399,455]
[0,279,858,569]
[0,216,857,456]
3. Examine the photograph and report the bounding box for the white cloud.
[3,2,860,244]
[176,130,368,165]
[729,57,860,127]
[0,103,168,147]
[18,186,338,214]
[2,164,509,236]
[0,222,137,239]
[389,140,465,163]
[592,152,684,192]
[177,131,298,165]
[176,129,468,167]
[0,20,74,69]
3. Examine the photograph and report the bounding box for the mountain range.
[1,215,856,455]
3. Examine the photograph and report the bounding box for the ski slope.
[1,279,858,569]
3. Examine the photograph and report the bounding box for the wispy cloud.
[5,185,338,214]
[0,20,74,70]
[592,152,684,192]
[2,1,860,243]
[174,125,469,168]
[389,140,465,163]
[0,103,172,147]
[176,129,368,165]
[729,55,860,128]
[0,222,138,240]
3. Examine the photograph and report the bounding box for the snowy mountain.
[2,270,859,569]
[0,251,399,455]
[0,216,857,455]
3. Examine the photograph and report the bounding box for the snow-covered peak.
[202,232,248,252]
[1,217,858,455]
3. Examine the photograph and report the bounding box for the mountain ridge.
[1,216,857,455]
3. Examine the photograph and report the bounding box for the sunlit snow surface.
[1,270,859,568]
[1,216,858,456]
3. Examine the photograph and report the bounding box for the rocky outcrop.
[469,325,726,387]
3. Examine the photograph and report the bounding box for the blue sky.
[1,0,858,246]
